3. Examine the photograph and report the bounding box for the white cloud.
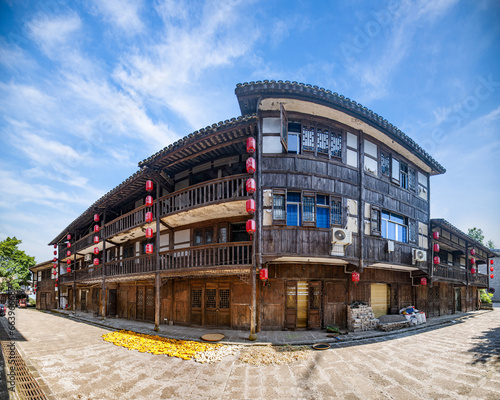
[90,0,144,33]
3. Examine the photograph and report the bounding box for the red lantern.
[67,234,71,241]
[66,250,71,257]
[94,213,100,222]
[55,283,58,288]
[246,219,256,234]
[145,195,153,206]
[53,257,57,262]
[433,231,439,240]
[246,199,256,214]
[145,212,153,223]
[93,258,99,266]
[433,256,440,265]
[67,242,71,248]
[470,249,476,256]
[54,244,57,249]
[53,270,57,275]
[352,272,360,283]
[53,263,57,269]
[246,137,256,154]
[246,157,256,174]
[94,224,100,233]
[67,267,71,273]
[54,250,57,255]
[490,259,494,265]
[433,243,440,252]
[490,266,494,272]
[259,268,268,281]
[491,274,494,279]
[67,259,71,265]
[146,244,153,254]
[146,180,153,192]
[246,178,256,194]
[94,236,99,244]
[420,277,427,286]
[471,268,476,274]
[94,247,99,255]
[145,228,153,238]
[470,257,476,265]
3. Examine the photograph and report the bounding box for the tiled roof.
[235,80,446,175]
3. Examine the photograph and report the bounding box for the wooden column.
[358,131,365,272]
[101,211,107,320]
[154,181,161,331]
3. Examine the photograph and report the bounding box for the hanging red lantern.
[53,257,57,262]
[54,250,57,255]
[67,234,71,241]
[146,244,153,254]
[94,236,99,244]
[433,231,439,240]
[67,259,71,265]
[145,228,153,238]
[433,256,440,265]
[67,242,71,248]
[246,219,256,234]
[145,195,153,207]
[67,267,71,273]
[94,247,99,255]
[93,258,99,266]
[471,268,476,274]
[145,211,153,223]
[352,272,360,283]
[55,283,58,288]
[54,244,57,249]
[433,243,440,252]
[259,268,268,281]
[490,266,494,272]
[246,157,256,174]
[94,213,100,222]
[246,199,256,214]
[490,259,494,265]
[146,180,153,192]
[33,290,36,294]
[470,257,476,265]
[246,137,256,154]
[53,270,57,275]
[94,224,100,233]
[66,250,71,257]
[470,249,476,256]
[490,274,494,279]
[420,277,427,286]
[246,178,256,194]
[53,263,57,269]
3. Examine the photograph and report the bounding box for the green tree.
[486,239,495,250]
[467,227,485,244]
[0,237,35,291]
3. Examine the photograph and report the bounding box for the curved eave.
[235,80,445,176]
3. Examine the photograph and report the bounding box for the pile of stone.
[377,314,412,331]
[348,303,379,332]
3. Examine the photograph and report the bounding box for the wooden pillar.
[358,131,365,272]
[101,211,107,320]
[154,181,161,331]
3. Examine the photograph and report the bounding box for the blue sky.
[1,0,499,263]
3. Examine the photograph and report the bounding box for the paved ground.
[1,306,499,399]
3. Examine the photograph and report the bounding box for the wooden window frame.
[302,191,316,227]
[371,205,381,236]
[272,189,287,225]
[330,196,343,227]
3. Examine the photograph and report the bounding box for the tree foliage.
[486,239,495,250]
[0,237,35,291]
[467,227,485,244]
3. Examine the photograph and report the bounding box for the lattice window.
[137,290,144,305]
[330,198,342,226]
[146,289,154,307]
[191,289,202,309]
[317,128,329,154]
[286,285,297,309]
[408,168,417,192]
[408,219,418,243]
[206,289,216,309]
[219,289,230,309]
[302,195,315,223]
[400,162,409,189]
[309,286,320,310]
[330,132,342,157]
[381,152,390,176]
[302,126,315,151]
[273,193,286,221]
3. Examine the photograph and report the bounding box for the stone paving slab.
[48,307,491,346]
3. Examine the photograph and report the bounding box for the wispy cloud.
[89,0,144,34]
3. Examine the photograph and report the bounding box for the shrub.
[480,289,493,304]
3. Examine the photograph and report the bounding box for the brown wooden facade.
[39,81,494,332]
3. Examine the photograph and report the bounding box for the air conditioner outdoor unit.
[413,248,427,262]
[84,254,92,262]
[331,228,352,245]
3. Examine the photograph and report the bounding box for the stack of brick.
[347,304,379,332]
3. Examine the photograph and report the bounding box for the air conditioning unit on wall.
[331,228,352,245]
[84,254,92,262]
[413,248,427,262]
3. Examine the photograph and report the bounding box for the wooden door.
[296,281,308,328]
[323,282,347,328]
[40,293,46,310]
[285,281,297,329]
[145,287,155,321]
[204,283,230,327]
[308,281,321,329]
[454,288,461,312]
[81,290,87,312]
[108,289,117,316]
[371,283,389,318]
[190,285,203,326]
[428,284,440,317]
[136,287,144,320]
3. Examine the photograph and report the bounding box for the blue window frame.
[381,211,408,243]
[286,192,301,226]
[316,195,329,228]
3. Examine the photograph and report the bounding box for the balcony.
[433,264,489,287]
[60,242,253,284]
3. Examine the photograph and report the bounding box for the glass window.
[316,195,329,228]
[381,211,408,243]
[317,128,329,154]
[286,192,301,226]
[381,152,390,176]
[273,194,286,221]
[330,198,342,226]
[331,133,342,158]
[400,163,408,189]
[287,133,300,154]
[302,126,315,151]
[218,227,227,243]
[194,230,203,246]
[303,196,315,222]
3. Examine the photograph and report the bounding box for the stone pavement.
[51,307,490,346]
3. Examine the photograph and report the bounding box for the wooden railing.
[71,232,95,254]
[104,254,156,277]
[104,203,157,238]
[59,266,102,283]
[433,265,467,281]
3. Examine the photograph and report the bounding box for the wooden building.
[40,81,494,333]
[30,260,57,310]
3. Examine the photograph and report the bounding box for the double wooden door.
[190,283,231,327]
[286,281,321,329]
[137,286,155,321]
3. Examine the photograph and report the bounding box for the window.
[122,244,134,259]
[371,206,381,236]
[381,211,408,243]
[331,132,342,157]
[302,125,315,151]
[317,128,329,154]
[391,157,400,184]
[381,152,390,176]
[408,168,416,192]
[302,193,315,224]
[400,162,408,189]
[330,197,342,226]
[272,191,286,221]
[300,124,342,157]
[193,227,214,246]
[286,192,301,226]
[287,122,301,154]
[316,195,329,228]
